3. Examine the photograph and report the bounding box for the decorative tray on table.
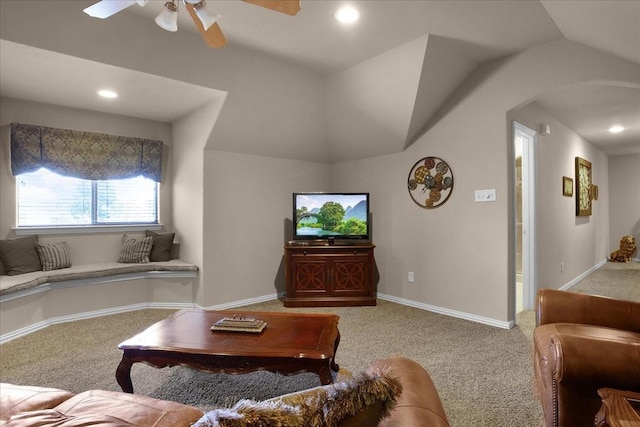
[210,315,267,333]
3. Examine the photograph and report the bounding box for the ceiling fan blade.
[241,0,301,16]
[185,3,228,48]
[83,0,138,18]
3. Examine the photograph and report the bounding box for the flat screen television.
[293,192,370,242]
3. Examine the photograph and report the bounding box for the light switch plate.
[475,189,497,202]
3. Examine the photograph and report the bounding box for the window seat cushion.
[0,260,198,296]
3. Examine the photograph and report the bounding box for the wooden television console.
[284,243,376,307]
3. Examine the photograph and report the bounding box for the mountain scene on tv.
[296,194,368,237]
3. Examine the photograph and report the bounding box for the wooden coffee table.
[116,309,340,393]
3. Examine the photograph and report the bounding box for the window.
[17,168,158,227]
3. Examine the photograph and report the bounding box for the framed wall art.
[562,176,573,197]
[575,157,592,216]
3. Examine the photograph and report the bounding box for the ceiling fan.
[83,0,301,48]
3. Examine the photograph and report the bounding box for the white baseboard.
[559,258,607,291]
[2,291,515,344]
[200,293,283,311]
[377,293,513,329]
[0,293,286,344]
[205,292,515,329]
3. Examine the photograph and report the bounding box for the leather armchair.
[533,289,640,427]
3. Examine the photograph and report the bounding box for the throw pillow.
[287,369,403,426]
[36,241,72,271]
[118,235,152,263]
[145,230,175,262]
[193,400,303,427]
[0,235,42,276]
[193,369,402,427]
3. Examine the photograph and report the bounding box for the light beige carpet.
[569,260,640,301]
[1,261,637,426]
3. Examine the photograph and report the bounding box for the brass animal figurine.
[609,235,637,263]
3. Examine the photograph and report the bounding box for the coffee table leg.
[116,354,134,393]
[331,329,340,373]
[319,364,333,385]
[318,330,340,384]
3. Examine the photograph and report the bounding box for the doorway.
[513,122,536,313]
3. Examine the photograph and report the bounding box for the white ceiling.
[1,0,639,155]
[0,40,225,122]
[126,0,563,74]
[535,84,640,157]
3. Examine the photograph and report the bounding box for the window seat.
[0,260,198,298]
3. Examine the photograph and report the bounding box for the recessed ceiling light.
[609,125,624,134]
[98,89,118,99]
[335,6,359,24]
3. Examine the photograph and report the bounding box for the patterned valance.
[10,123,163,182]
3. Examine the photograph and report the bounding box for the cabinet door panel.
[290,257,327,296]
[332,257,369,296]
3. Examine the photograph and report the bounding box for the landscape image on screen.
[295,193,368,238]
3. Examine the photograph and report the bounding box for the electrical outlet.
[408,272,415,283]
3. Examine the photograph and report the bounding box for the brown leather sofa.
[533,289,640,427]
[373,357,450,427]
[1,357,450,426]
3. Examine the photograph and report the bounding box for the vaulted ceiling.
[1,0,638,159]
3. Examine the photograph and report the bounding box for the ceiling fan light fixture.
[193,1,220,30]
[155,1,179,32]
[609,125,624,134]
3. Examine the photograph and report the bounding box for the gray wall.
[608,154,640,253]
[202,150,330,306]
[330,39,639,325]
[510,102,610,290]
[1,1,639,327]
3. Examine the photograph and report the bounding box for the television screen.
[293,192,370,241]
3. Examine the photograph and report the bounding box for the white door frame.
[514,122,536,311]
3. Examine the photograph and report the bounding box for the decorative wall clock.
[575,156,592,216]
[407,156,454,208]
